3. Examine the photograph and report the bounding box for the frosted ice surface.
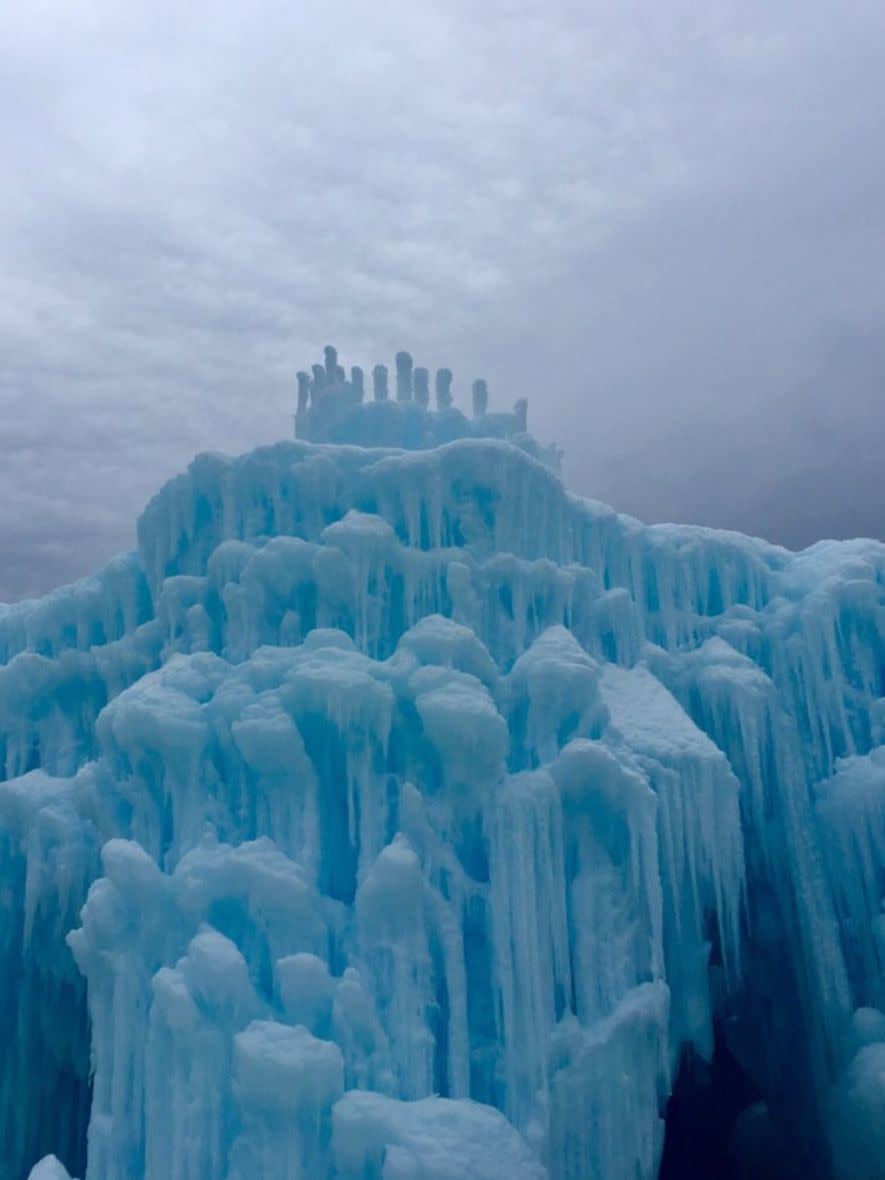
[333,1091,547,1179]
[3,356,885,1179]
[26,1159,76,1180]
[830,1040,885,1180]
[816,749,885,1010]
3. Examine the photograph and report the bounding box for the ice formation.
[1,347,884,1180]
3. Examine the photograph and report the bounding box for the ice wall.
[1,430,883,1180]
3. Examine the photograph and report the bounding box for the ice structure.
[294,347,550,469]
[2,346,884,1180]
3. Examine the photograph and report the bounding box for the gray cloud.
[3,0,885,600]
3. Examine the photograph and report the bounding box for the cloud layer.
[3,0,885,600]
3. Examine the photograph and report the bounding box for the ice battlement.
[294,345,561,472]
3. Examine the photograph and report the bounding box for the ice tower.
[293,345,560,471]
[1,344,884,1180]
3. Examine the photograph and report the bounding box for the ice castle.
[1,346,883,1180]
[293,344,560,471]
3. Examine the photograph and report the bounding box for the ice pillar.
[413,367,430,407]
[395,352,413,401]
[351,366,365,402]
[324,345,339,383]
[472,378,488,418]
[296,372,310,413]
[435,368,453,409]
[373,364,389,402]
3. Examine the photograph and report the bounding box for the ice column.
[372,364,389,401]
[435,368,453,409]
[351,366,365,401]
[296,372,310,413]
[227,1022,343,1180]
[395,352,413,401]
[413,366,430,407]
[472,379,489,417]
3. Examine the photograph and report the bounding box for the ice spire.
[435,368,453,409]
[395,351,413,401]
[291,345,558,470]
[373,364,389,402]
[296,372,310,413]
[472,378,489,417]
[351,366,365,402]
[413,367,430,407]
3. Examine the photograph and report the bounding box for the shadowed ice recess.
[2,348,884,1180]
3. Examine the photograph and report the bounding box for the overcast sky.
[3,0,885,602]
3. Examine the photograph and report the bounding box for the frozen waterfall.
[2,348,884,1180]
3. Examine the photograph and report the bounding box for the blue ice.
[1,350,883,1179]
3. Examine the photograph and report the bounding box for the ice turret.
[372,364,388,402]
[297,372,310,414]
[435,368,453,409]
[472,378,489,417]
[351,366,365,402]
[395,351,413,401]
[413,366,430,407]
[324,345,338,383]
[292,345,557,471]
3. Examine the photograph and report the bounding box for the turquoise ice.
[2,351,883,1179]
